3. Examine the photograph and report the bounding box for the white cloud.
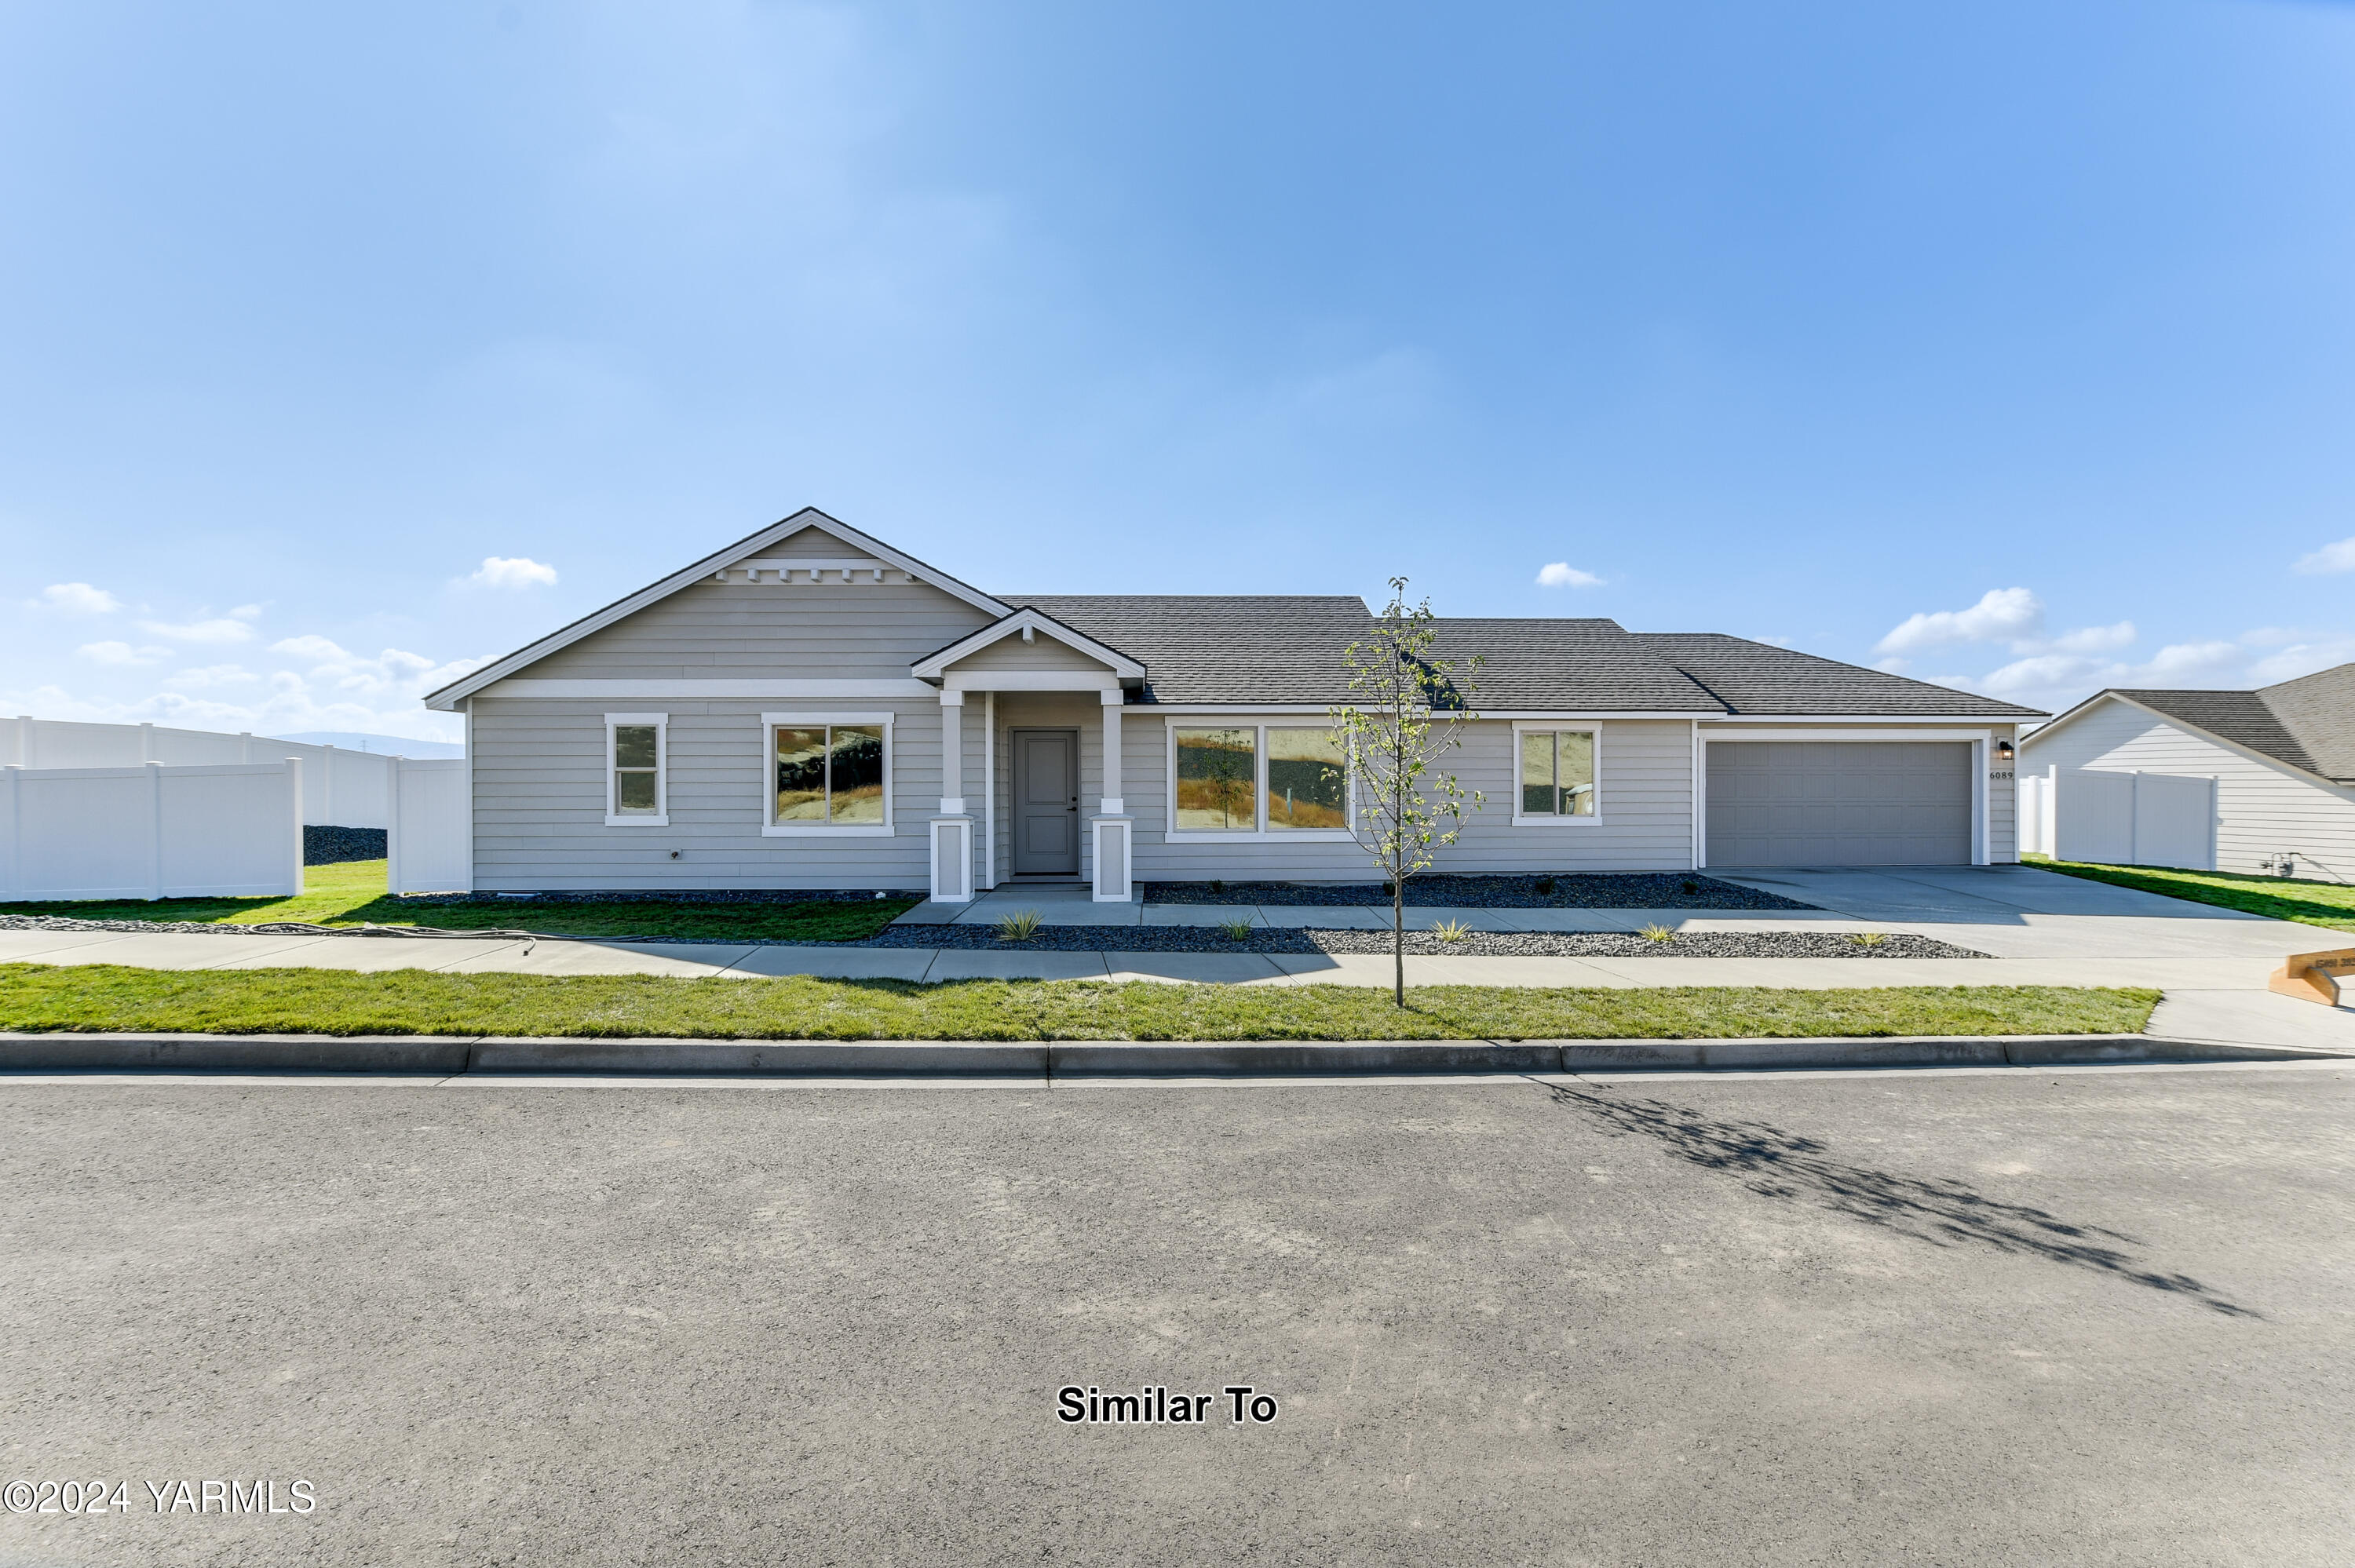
[1875,588,2043,655]
[140,615,256,644]
[270,635,353,663]
[229,603,262,620]
[2295,537,2355,575]
[77,640,173,666]
[469,556,558,589]
[2048,620,2136,654]
[2249,637,2355,684]
[164,664,260,690]
[35,582,121,614]
[1535,562,1603,589]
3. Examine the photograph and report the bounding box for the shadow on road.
[1544,1083,2258,1318]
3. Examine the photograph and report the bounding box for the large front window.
[1173,724,1349,834]
[1519,729,1597,818]
[1174,727,1257,830]
[773,723,886,826]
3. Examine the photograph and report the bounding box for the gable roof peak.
[423,507,1008,710]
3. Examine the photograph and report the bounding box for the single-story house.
[2017,665,2355,881]
[422,509,2044,902]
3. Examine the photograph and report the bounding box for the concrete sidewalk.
[0,924,2291,992]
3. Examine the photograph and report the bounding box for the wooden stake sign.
[2267,947,2355,1007]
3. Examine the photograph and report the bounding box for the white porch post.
[1098,691,1123,815]
[939,690,966,815]
[929,689,974,903]
[1090,689,1134,903]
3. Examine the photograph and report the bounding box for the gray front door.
[1011,729,1080,876]
[1707,742,1973,866]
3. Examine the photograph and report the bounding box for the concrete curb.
[0,1031,2342,1076]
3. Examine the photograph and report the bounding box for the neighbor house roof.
[2036,663,2355,783]
[1002,596,2037,717]
[2251,662,2355,781]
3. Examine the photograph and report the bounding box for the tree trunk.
[1392,869,1404,1007]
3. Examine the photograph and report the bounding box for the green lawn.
[2,860,919,943]
[2025,854,2355,936]
[0,963,2160,1041]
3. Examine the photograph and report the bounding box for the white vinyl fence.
[2020,768,2217,870]
[2,717,412,829]
[387,758,473,894]
[1,760,305,902]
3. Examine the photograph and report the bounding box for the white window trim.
[1164,720,1355,841]
[760,711,896,837]
[604,712,669,827]
[1511,722,1604,826]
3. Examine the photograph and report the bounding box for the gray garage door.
[1707,742,1972,866]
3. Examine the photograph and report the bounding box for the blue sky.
[5,0,2353,744]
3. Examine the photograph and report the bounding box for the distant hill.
[268,731,466,758]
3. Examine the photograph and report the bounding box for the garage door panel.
[1707,742,1973,866]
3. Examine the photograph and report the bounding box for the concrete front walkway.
[5,867,2353,1052]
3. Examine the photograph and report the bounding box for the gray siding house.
[424,509,2043,902]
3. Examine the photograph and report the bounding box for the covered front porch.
[913,607,1146,907]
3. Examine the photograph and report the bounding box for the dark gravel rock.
[1143,872,1817,910]
[864,924,1984,958]
[305,826,387,866]
[392,888,918,907]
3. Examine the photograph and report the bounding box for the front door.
[1011,729,1080,876]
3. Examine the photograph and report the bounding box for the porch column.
[929,689,974,903]
[1098,689,1124,815]
[1090,688,1133,903]
[939,690,966,815]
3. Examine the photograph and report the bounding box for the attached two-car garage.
[1704,742,1975,866]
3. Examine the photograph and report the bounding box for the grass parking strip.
[0,964,2159,1041]
[2025,855,2355,935]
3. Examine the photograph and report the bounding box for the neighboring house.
[422,509,2043,901]
[2018,665,2355,881]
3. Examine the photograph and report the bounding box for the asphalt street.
[1,1066,2349,1566]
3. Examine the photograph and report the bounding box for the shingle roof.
[998,596,2039,717]
[1426,620,1722,712]
[1002,596,1375,704]
[2255,663,2355,781]
[2086,664,2355,782]
[1634,633,2046,718]
[2104,690,2319,775]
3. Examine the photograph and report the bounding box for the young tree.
[1328,578,1484,1006]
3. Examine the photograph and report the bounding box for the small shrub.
[1534,877,1557,896]
[995,910,1043,942]
[1849,931,1889,948]
[1432,918,1473,943]
[1680,879,1700,895]
[1382,881,1397,898]
[1209,879,1226,895]
[1640,923,1676,944]
[1218,917,1255,940]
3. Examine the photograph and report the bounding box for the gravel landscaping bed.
[1141,873,1816,910]
[304,826,388,866]
[862,925,1985,958]
[389,888,916,907]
